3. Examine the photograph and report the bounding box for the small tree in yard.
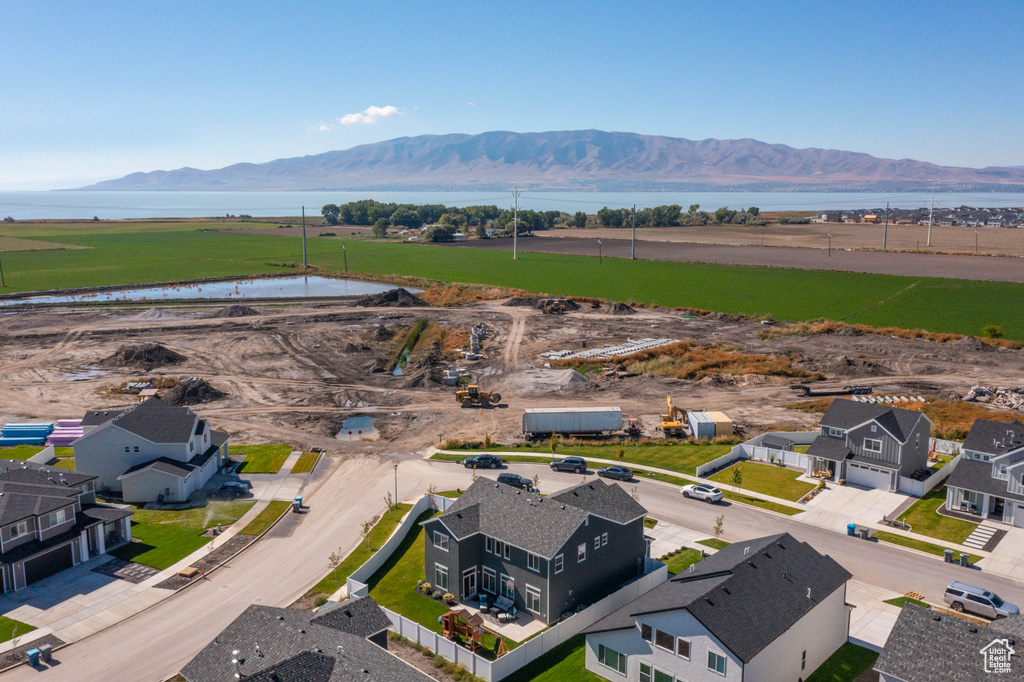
[982,324,1004,339]
[731,465,743,491]
[713,514,725,540]
[532,473,540,490]
[383,492,394,520]
[549,433,559,454]
[328,547,343,580]
[484,432,493,449]
[630,485,640,502]
[427,483,438,509]
[616,443,625,460]
[360,520,374,550]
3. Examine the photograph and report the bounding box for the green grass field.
[0,445,45,460]
[231,444,292,474]
[696,538,731,550]
[884,596,930,609]
[710,461,816,502]
[3,223,1024,339]
[0,615,36,644]
[290,452,320,474]
[239,500,291,536]
[130,500,254,529]
[501,635,602,682]
[111,522,211,570]
[896,487,976,544]
[806,643,879,682]
[663,548,704,575]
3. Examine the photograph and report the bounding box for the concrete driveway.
[799,483,908,531]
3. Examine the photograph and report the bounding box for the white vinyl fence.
[383,563,669,682]
[28,446,56,465]
[696,431,819,477]
[930,438,962,456]
[899,455,960,497]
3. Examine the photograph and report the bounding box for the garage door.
[1015,504,1024,528]
[846,463,892,490]
[24,543,74,586]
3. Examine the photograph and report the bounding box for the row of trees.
[596,204,765,227]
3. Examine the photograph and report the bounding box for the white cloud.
[339,105,401,126]
[308,123,334,133]
[467,101,475,107]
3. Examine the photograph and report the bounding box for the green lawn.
[696,538,731,550]
[664,549,704,575]
[131,500,254,529]
[710,461,816,502]
[806,643,879,682]
[896,488,976,544]
[4,225,1024,339]
[0,615,36,643]
[54,457,76,470]
[643,517,658,529]
[884,596,930,609]
[231,444,292,474]
[874,531,979,564]
[290,452,320,475]
[110,522,210,570]
[500,635,603,682]
[239,500,291,535]
[0,445,44,460]
[308,502,414,598]
[54,447,74,458]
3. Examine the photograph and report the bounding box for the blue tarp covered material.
[0,422,54,446]
[0,438,47,446]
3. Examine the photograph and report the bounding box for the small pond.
[337,415,379,441]
[392,349,411,376]
[0,276,419,307]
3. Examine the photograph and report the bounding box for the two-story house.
[73,397,229,503]
[583,533,852,682]
[804,399,932,491]
[0,459,132,592]
[945,419,1024,527]
[422,478,648,624]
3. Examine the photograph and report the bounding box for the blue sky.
[1,0,1022,189]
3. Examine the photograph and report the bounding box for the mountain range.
[80,130,1024,192]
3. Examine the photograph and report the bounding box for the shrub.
[982,324,1004,339]
[313,595,328,607]
[443,592,456,605]
[433,654,447,668]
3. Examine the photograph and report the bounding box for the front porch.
[945,486,1013,524]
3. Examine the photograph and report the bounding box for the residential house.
[0,459,131,592]
[422,478,648,624]
[874,602,1022,681]
[945,419,1024,527]
[73,397,229,503]
[181,595,432,682]
[804,399,932,491]
[583,533,852,682]
[987,217,1007,228]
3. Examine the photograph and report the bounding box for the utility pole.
[512,187,520,260]
[630,205,636,260]
[301,206,307,269]
[927,187,935,247]
[343,241,348,274]
[882,202,889,250]
[598,239,602,265]
[0,253,5,287]
[828,233,832,258]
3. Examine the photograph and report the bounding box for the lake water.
[2,190,1024,220]
[337,416,378,441]
[0,276,413,307]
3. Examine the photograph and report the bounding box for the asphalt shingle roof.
[820,399,925,442]
[0,460,95,526]
[874,603,1022,681]
[805,435,853,462]
[946,457,1024,503]
[312,596,393,638]
[585,533,852,663]
[760,435,794,450]
[433,478,646,558]
[80,407,127,427]
[119,457,196,479]
[107,397,199,443]
[963,419,1024,457]
[181,601,430,682]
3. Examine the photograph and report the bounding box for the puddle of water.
[0,277,421,307]
[393,348,411,376]
[337,416,378,441]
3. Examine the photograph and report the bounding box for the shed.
[688,411,716,440]
[705,411,734,437]
[760,434,794,451]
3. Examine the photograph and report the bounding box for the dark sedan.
[462,454,503,469]
[597,465,633,481]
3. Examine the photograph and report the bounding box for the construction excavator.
[660,395,687,436]
[455,385,502,408]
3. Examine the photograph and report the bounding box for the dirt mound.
[344,343,371,353]
[606,302,636,315]
[213,304,261,318]
[834,326,864,337]
[815,355,890,377]
[130,307,185,321]
[503,296,541,307]
[503,296,580,311]
[953,335,994,352]
[163,379,225,406]
[371,325,395,342]
[355,288,428,307]
[101,343,186,370]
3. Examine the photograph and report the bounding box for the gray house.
[583,533,852,682]
[422,478,648,624]
[945,419,1024,527]
[805,399,932,491]
[181,595,431,682]
[875,602,1023,681]
[0,459,131,592]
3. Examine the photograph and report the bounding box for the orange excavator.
[660,395,686,437]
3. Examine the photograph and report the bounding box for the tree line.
[596,204,766,227]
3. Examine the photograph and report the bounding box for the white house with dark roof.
[804,399,932,491]
[72,397,229,503]
[945,419,1024,527]
[583,533,852,682]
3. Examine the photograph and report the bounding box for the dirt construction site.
[2,291,1024,458]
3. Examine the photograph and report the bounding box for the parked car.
[462,454,503,469]
[597,465,633,481]
[549,456,588,473]
[944,581,1020,619]
[680,483,723,503]
[497,473,533,490]
[214,481,252,498]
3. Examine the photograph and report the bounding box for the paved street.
[5,457,1024,681]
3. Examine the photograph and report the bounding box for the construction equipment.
[660,395,686,436]
[455,385,502,408]
[542,303,566,315]
[625,418,641,438]
[789,384,872,398]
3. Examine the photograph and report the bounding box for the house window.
[999,464,1008,477]
[433,532,449,552]
[48,509,67,527]
[639,663,652,682]
[189,441,194,452]
[708,651,727,676]
[578,543,586,562]
[863,438,882,454]
[597,644,626,675]
[482,567,496,594]
[594,536,601,550]
[133,446,140,453]
[124,446,130,453]
[640,623,652,642]
[554,554,564,574]
[676,638,690,659]
[503,543,510,560]
[435,564,449,591]
[828,427,843,438]
[602,532,608,546]
[486,537,494,554]
[802,649,807,671]
[526,585,541,613]
[527,552,541,572]
[655,629,674,652]
[653,671,673,682]
[9,520,29,539]
[870,424,877,433]
[500,574,514,600]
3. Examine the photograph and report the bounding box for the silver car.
[680,483,724,503]
[944,581,1020,619]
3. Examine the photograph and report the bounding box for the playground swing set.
[440,609,510,658]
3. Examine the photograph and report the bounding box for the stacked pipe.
[47,419,84,447]
[0,422,55,447]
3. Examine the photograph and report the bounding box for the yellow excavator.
[455,385,502,408]
[660,395,686,436]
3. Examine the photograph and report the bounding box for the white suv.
[681,483,724,503]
